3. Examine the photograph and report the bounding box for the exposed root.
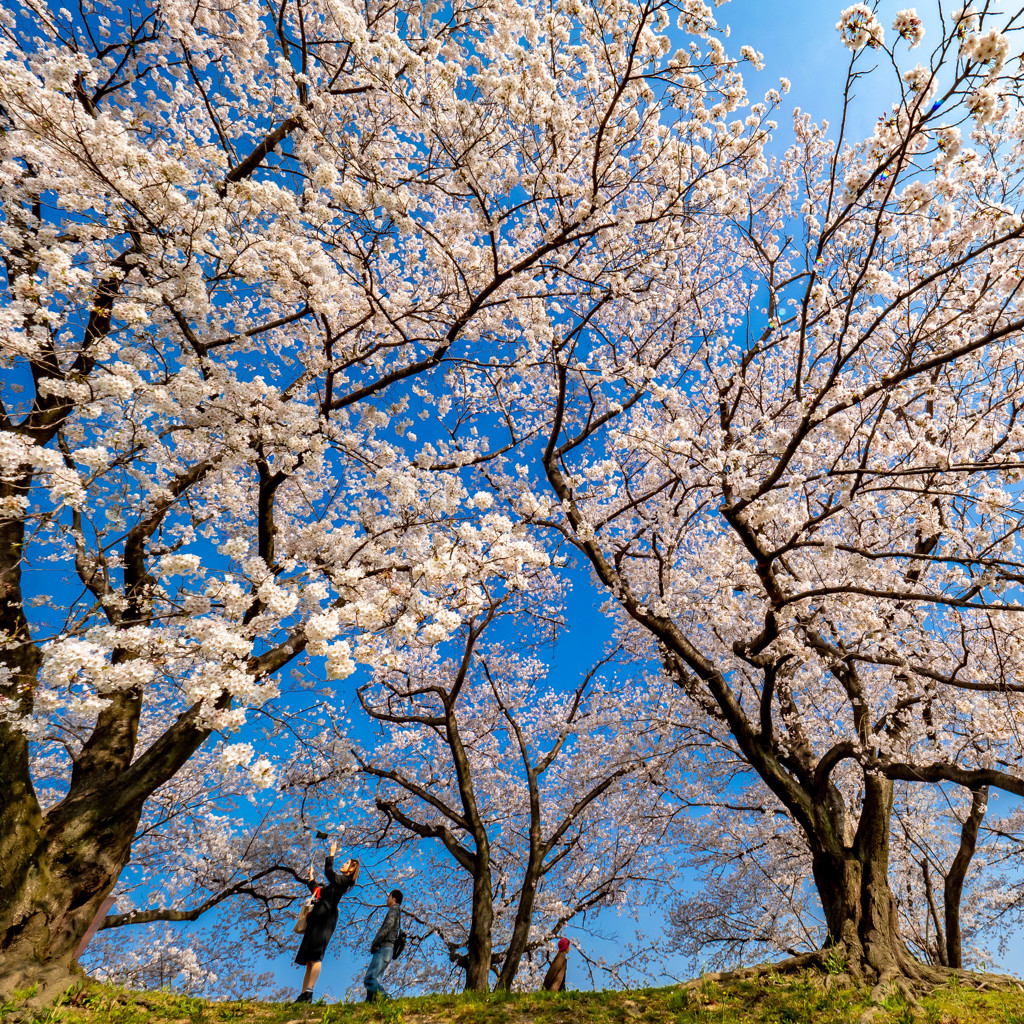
[0,959,86,1006]
[947,968,1021,992]
[855,961,1023,1022]
[868,967,900,1006]
[678,945,1022,1024]
[678,949,827,989]
[896,978,919,1005]
[823,972,855,992]
[856,970,919,1024]
[856,1005,884,1024]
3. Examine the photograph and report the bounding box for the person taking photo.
[293,842,360,1003]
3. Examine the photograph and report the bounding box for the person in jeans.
[364,888,403,1001]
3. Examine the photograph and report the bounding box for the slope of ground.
[3,971,1024,1024]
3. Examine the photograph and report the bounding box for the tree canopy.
[2,0,1024,1003]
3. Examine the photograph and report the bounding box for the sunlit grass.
[3,971,1023,1024]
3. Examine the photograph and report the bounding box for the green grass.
[2,971,1023,1024]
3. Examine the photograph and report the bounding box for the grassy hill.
[3,971,1024,1024]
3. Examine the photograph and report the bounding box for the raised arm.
[324,854,340,886]
[324,841,342,885]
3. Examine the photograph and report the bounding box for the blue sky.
[728,0,947,145]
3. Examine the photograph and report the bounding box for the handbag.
[294,886,321,934]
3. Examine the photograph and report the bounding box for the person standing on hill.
[293,842,360,1002]
[364,888,403,1001]
[543,937,571,992]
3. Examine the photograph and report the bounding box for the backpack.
[391,930,407,960]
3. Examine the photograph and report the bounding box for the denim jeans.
[364,944,393,996]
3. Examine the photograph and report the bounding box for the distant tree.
[343,600,689,992]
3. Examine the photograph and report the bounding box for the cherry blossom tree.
[341,604,690,991]
[496,0,1024,996]
[26,709,338,997]
[665,774,1024,976]
[0,0,771,994]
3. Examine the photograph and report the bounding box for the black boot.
[294,990,313,1003]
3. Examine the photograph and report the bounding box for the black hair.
[389,888,404,905]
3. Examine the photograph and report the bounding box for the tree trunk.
[920,859,948,967]
[0,790,143,999]
[463,859,494,991]
[1,686,214,999]
[809,775,930,987]
[494,862,540,991]
[943,787,987,970]
[812,844,916,982]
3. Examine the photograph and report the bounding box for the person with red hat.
[542,937,571,992]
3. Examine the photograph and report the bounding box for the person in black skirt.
[293,842,360,1002]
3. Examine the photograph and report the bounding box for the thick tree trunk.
[0,466,137,997]
[463,861,494,991]
[1,692,213,999]
[812,843,917,982]
[809,776,935,989]
[0,702,219,1001]
[0,791,143,998]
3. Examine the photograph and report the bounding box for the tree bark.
[812,844,914,982]
[943,786,987,970]
[494,859,541,991]
[0,698,219,999]
[0,789,144,997]
[464,860,495,991]
[0,469,68,997]
[807,774,938,989]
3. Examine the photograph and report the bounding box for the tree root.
[0,959,87,1007]
[676,945,1022,1024]
[822,972,855,992]
[948,968,1022,992]
[868,968,906,1006]
[856,962,1022,1022]
[678,949,828,988]
[858,969,919,1023]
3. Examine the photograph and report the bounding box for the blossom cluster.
[836,4,884,50]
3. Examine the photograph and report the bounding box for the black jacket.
[294,856,354,965]
[370,905,401,952]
